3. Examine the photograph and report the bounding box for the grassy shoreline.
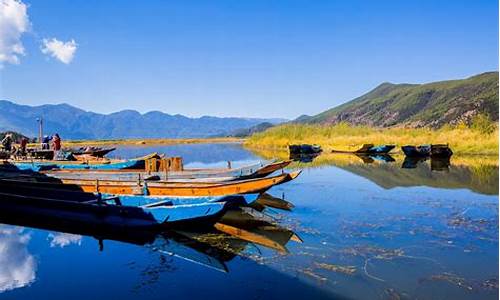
[245,123,499,156]
[28,137,244,148]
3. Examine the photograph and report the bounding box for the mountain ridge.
[305,71,499,128]
[0,100,287,139]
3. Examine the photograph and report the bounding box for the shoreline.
[28,137,245,148]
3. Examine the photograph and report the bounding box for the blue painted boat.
[0,190,230,228]
[332,144,395,154]
[103,193,260,206]
[401,145,431,157]
[9,153,158,172]
[366,144,396,154]
[289,144,322,155]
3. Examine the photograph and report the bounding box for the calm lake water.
[0,143,498,300]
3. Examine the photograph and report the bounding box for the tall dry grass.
[245,123,499,155]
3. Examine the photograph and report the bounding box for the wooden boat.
[430,144,453,158]
[0,170,302,197]
[39,160,291,182]
[70,147,116,157]
[289,144,322,155]
[401,145,431,157]
[6,152,159,171]
[26,148,55,160]
[332,144,396,154]
[0,190,228,228]
[402,144,452,158]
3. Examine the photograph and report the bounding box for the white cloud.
[0,0,30,66]
[41,38,77,64]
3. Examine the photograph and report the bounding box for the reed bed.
[245,123,499,155]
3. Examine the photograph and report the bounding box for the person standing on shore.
[1,133,13,153]
[52,133,61,151]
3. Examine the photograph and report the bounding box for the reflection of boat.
[289,152,320,163]
[0,206,229,272]
[249,193,294,211]
[0,170,301,196]
[401,156,428,169]
[215,206,301,253]
[333,144,395,154]
[430,157,451,171]
[177,205,301,255]
[403,156,450,171]
[289,144,322,155]
[355,154,395,164]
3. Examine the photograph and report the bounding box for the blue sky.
[0,0,498,119]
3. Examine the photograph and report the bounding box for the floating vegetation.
[420,272,499,292]
[298,268,328,282]
[314,262,356,276]
[381,288,408,300]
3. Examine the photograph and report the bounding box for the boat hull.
[0,171,301,197]
[39,160,291,182]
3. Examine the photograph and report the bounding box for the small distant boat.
[332,144,395,154]
[401,145,431,157]
[6,153,159,171]
[70,147,116,157]
[26,149,55,160]
[430,144,453,158]
[402,144,452,158]
[289,144,322,155]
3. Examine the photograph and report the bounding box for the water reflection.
[0,226,36,293]
[0,193,299,280]
[109,143,259,167]
[0,143,497,300]
[250,148,499,195]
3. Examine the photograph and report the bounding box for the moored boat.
[0,190,228,228]
[5,152,159,171]
[430,144,453,158]
[70,146,116,157]
[39,160,291,182]
[332,144,395,154]
[402,144,452,158]
[0,170,302,197]
[289,144,322,155]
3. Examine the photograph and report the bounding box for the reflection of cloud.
[47,232,82,248]
[0,225,36,293]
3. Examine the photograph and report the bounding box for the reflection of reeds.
[245,123,499,155]
[246,146,499,195]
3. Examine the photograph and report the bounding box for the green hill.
[307,72,499,128]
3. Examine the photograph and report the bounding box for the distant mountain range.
[302,72,499,127]
[0,100,286,139]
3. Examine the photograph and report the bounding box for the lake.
[0,143,498,300]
